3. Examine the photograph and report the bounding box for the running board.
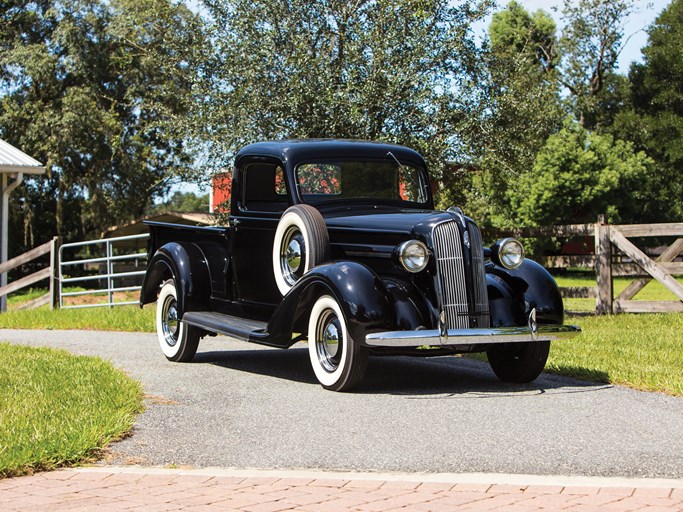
[181,311,268,342]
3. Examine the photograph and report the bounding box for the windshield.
[295,160,429,206]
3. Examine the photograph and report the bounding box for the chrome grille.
[432,220,490,329]
[432,221,469,329]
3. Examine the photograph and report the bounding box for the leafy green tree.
[557,0,637,128]
[462,1,564,226]
[147,191,210,215]
[0,0,203,250]
[196,0,494,201]
[612,0,683,222]
[510,119,652,226]
[489,0,558,73]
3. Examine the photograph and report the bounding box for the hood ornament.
[447,206,467,228]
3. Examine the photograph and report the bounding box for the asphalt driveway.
[3,329,682,479]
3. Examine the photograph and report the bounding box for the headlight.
[396,240,429,273]
[491,238,525,269]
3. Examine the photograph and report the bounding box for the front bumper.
[365,321,581,348]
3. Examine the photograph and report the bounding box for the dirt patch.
[62,290,140,307]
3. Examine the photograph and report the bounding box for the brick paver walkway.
[0,467,681,512]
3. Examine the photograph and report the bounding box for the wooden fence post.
[595,214,613,314]
[49,236,61,310]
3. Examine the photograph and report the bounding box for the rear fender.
[140,242,211,315]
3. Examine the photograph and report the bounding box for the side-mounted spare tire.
[272,204,330,295]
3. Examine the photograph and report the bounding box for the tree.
[489,0,558,73]
[0,0,203,250]
[462,2,564,226]
[146,191,210,215]
[557,0,637,128]
[510,119,652,226]
[195,0,494,202]
[611,0,683,222]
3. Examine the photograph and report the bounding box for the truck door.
[229,158,290,305]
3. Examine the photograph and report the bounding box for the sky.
[504,0,671,74]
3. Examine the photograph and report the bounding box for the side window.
[275,166,287,196]
[242,162,289,212]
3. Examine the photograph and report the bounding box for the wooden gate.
[596,220,683,314]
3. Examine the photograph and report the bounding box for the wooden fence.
[486,216,683,315]
[0,237,60,311]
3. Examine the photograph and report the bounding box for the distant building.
[210,171,232,214]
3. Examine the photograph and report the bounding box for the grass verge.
[0,343,143,478]
[0,305,155,332]
[547,313,683,396]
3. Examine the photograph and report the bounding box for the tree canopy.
[1,0,681,252]
[468,0,682,228]
[612,0,683,222]
[0,0,203,249]
[510,119,652,226]
[196,0,494,189]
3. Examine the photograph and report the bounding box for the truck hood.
[322,208,459,238]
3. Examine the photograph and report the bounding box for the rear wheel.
[308,295,368,391]
[156,280,200,362]
[486,341,550,383]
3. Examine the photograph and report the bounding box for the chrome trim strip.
[365,324,581,347]
[467,220,490,328]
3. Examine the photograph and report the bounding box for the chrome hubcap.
[316,309,343,373]
[162,296,179,347]
[286,238,302,272]
[280,227,305,286]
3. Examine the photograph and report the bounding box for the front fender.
[487,259,564,326]
[267,261,395,345]
[139,242,211,315]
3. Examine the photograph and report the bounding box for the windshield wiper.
[386,151,406,172]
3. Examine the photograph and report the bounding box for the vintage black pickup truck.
[141,140,579,391]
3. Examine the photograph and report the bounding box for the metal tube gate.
[58,234,149,309]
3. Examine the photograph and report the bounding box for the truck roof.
[235,139,427,169]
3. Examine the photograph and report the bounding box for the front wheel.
[156,280,200,362]
[308,295,368,392]
[486,341,550,383]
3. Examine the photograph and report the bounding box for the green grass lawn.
[0,305,155,332]
[0,343,143,478]
[549,313,683,396]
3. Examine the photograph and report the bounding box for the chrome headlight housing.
[396,240,429,273]
[491,238,525,270]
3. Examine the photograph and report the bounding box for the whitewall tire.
[156,280,200,362]
[308,295,368,391]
